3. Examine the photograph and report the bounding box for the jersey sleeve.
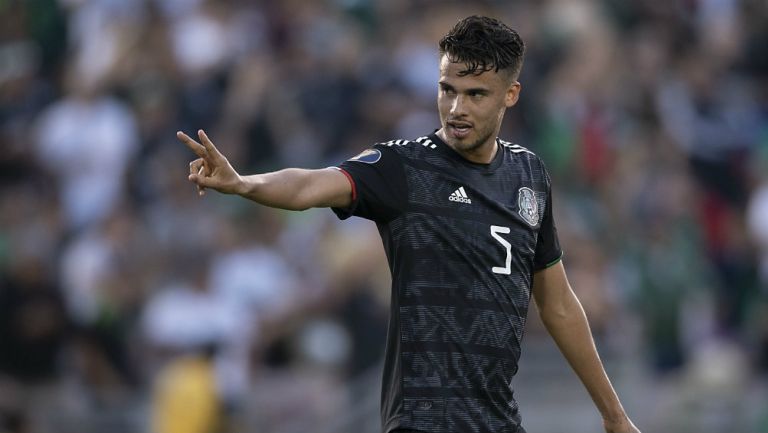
[331,144,408,222]
[533,165,563,270]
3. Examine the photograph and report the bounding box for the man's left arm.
[532,261,640,433]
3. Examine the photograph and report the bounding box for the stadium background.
[1,0,767,432]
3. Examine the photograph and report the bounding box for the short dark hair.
[439,16,525,80]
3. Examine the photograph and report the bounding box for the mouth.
[447,121,472,138]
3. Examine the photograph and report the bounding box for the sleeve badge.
[348,148,382,164]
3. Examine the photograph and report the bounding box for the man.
[178,15,640,433]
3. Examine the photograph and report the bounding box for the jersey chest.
[393,157,548,279]
[401,155,547,230]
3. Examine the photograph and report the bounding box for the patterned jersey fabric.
[333,133,562,433]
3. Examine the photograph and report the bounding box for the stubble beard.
[444,122,496,155]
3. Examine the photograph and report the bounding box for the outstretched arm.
[177,130,352,210]
[532,261,640,433]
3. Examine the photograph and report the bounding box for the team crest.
[517,187,539,226]
[348,148,381,164]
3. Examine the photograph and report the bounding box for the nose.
[450,94,467,116]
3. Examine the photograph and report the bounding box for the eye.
[469,90,485,98]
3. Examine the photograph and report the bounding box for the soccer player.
[178,15,640,433]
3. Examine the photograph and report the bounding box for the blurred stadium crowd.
[1,0,768,432]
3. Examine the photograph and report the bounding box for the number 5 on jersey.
[490,225,512,275]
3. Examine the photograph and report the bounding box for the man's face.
[437,54,520,159]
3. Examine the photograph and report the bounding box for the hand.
[177,129,242,196]
[603,416,640,433]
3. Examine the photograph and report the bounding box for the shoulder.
[497,138,552,181]
[341,138,421,169]
[498,138,545,163]
[498,138,537,157]
[374,136,437,156]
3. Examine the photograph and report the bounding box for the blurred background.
[1,0,768,432]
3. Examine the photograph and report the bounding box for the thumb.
[188,172,218,188]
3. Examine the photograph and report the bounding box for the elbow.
[538,294,580,325]
[288,193,313,211]
[281,200,310,212]
[290,204,311,212]
[539,295,586,329]
[539,304,569,326]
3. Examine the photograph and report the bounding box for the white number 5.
[490,225,511,275]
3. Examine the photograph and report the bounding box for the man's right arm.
[178,130,352,211]
[235,168,352,211]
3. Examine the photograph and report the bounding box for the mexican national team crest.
[518,187,539,226]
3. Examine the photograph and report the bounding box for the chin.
[440,127,488,153]
[454,137,484,153]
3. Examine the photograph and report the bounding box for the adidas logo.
[449,186,472,204]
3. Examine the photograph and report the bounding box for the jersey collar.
[429,132,505,173]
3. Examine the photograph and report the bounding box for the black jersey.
[332,133,562,433]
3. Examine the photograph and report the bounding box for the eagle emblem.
[518,187,539,226]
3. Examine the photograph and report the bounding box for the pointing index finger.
[177,131,207,158]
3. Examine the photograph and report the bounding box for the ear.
[505,82,521,108]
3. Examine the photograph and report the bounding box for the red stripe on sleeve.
[338,168,357,202]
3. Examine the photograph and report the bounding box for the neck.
[436,128,499,164]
